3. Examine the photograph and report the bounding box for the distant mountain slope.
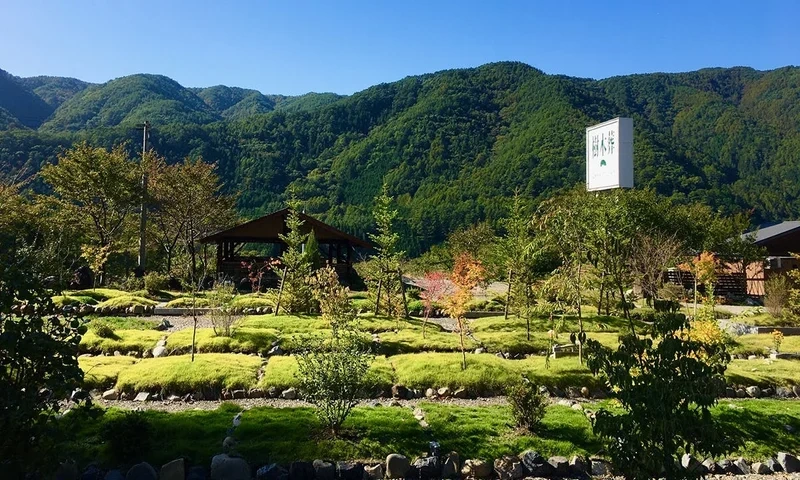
[17,75,91,109]
[274,92,344,113]
[0,69,53,128]
[41,74,220,131]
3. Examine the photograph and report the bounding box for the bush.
[101,410,152,465]
[90,320,119,339]
[208,284,243,337]
[144,272,170,294]
[113,275,145,292]
[764,275,790,318]
[506,380,547,432]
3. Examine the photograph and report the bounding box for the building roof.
[199,208,373,249]
[743,221,800,245]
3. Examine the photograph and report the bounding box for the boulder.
[765,457,783,472]
[125,462,158,480]
[702,458,719,474]
[590,459,613,477]
[461,459,492,479]
[337,462,363,480]
[256,463,288,480]
[364,464,384,480]
[102,389,119,401]
[580,386,590,397]
[716,459,737,474]
[751,462,771,475]
[571,402,584,411]
[793,385,800,397]
[132,305,145,315]
[104,470,125,480]
[413,457,441,479]
[681,453,704,473]
[385,454,410,479]
[733,457,750,475]
[425,388,436,398]
[547,456,569,476]
[160,459,186,480]
[441,452,460,479]
[778,452,800,473]
[763,387,774,397]
[288,461,314,480]
[569,455,588,475]
[736,388,747,398]
[223,436,238,455]
[281,388,298,400]
[232,389,247,399]
[267,345,283,356]
[776,386,794,398]
[249,388,265,398]
[134,392,150,402]
[746,385,762,398]
[313,460,335,480]
[474,347,485,354]
[211,454,250,480]
[391,385,409,399]
[268,387,280,398]
[453,388,468,399]
[152,346,167,358]
[493,455,524,480]
[437,387,451,397]
[725,387,737,397]
[521,450,554,477]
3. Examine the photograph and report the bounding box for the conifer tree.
[369,184,406,318]
[275,196,313,314]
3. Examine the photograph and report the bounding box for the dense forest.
[1,62,799,256]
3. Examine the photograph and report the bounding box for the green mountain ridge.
[1,61,799,255]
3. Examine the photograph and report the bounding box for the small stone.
[152,346,167,358]
[413,408,425,421]
[385,454,410,479]
[717,459,736,474]
[591,459,612,477]
[793,385,800,397]
[268,386,280,398]
[312,460,335,480]
[391,384,409,399]
[249,388,265,398]
[134,392,150,402]
[412,457,441,479]
[461,459,492,479]
[547,456,569,476]
[113,350,122,356]
[748,354,758,360]
[474,347,485,354]
[571,402,584,411]
[453,388,468,399]
[232,389,247,399]
[493,455,524,480]
[751,462,770,474]
[364,464,384,480]
[733,457,750,475]
[389,400,401,407]
[211,454,250,480]
[746,385,762,398]
[778,452,800,473]
[102,389,118,401]
[437,387,451,397]
[125,462,157,480]
[580,386,590,397]
[736,388,747,398]
[425,388,436,398]
[762,387,774,397]
[160,459,185,480]
[267,345,283,356]
[702,458,718,474]
[557,399,574,407]
[281,388,297,400]
[681,453,706,474]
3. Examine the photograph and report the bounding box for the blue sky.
[1,0,797,96]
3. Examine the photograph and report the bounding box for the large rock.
[746,385,762,398]
[461,459,492,479]
[413,457,441,479]
[765,457,783,472]
[125,462,158,480]
[289,461,315,480]
[441,452,460,479]
[547,456,569,476]
[733,457,750,475]
[778,452,800,473]
[385,454,410,479]
[591,459,612,477]
[681,453,707,474]
[364,464,384,480]
[437,387,451,397]
[337,462,363,480]
[152,346,167,358]
[425,388,436,398]
[493,456,524,480]
[521,450,554,477]
[102,389,119,401]
[716,459,737,474]
[793,385,800,397]
[132,305,145,315]
[211,454,250,480]
[257,463,288,480]
[569,455,588,475]
[312,460,335,480]
[391,385,409,399]
[751,462,771,475]
[281,388,298,400]
[232,389,247,399]
[702,458,719,474]
[160,459,186,480]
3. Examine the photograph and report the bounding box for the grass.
[164,297,211,308]
[95,295,158,310]
[115,354,262,394]
[80,329,164,355]
[64,288,129,302]
[731,333,800,356]
[87,316,157,330]
[470,314,640,334]
[79,355,139,390]
[473,330,621,355]
[166,327,279,355]
[729,310,799,327]
[259,355,395,393]
[52,295,98,307]
[231,292,275,310]
[726,359,800,387]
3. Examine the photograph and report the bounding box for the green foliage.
[585,313,734,480]
[90,320,119,339]
[207,283,243,337]
[765,274,791,318]
[79,355,138,389]
[144,271,170,294]
[276,198,314,314]
[115,353,262,393]
[95,295,157,310]
[101,410,153,465]
[367,184,406,317]
[506,379,547,432]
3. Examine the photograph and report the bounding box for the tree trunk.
[459,317,467,371]
[618,283,636,336]
[399,269,409,320]
[504,268,513,320]
[274,266,288,316]
[422,312,429,338]
[597,273,605,315]
[374,279,383,316]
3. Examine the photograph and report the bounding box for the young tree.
[629,233,683,305]
[369,184,406,318]
[445,253,486,370]
[41,142,141,284]
[296,264,372,435]
[500,192,533,321]
[417,271,451,338]
[275,197,313,314]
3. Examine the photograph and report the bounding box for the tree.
[500,192,533,321]
[445,253,486,370]
[296,264,372,435]
[628,233,683,305]
[40,142,141,284]
[585,313,734,479]
[275,196,313,314]
[369,184,406,318]
[417,271,451,338]
[305,229,322,270]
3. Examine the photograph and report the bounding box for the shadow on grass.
[713,403,800,459]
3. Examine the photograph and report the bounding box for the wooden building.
[200,208,372,284]
[740,221,800,296]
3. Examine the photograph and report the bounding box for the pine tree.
[275,197,313,314]
[369,184,406,318]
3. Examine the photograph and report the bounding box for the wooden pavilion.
[200,208,372,283]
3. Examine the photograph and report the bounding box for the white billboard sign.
[585,117,633,191]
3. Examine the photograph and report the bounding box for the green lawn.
[259,355,395,393]
[731,333,800,356]
[115,354,262,394]
[166,327,279,356]
[95,295,158,310]
[79,355,139,390]
[80,329,163,355]
[64,288,130,302]
[726,359,800,387]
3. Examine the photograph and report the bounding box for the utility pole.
[136,121,150,277]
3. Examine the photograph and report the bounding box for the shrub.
[585,313,735,480]
[772,329,784,353]
[113,275,145,292]
[506,380,547,432]
[208,284,243,337]
[144,272,170,294]
[90,320,119,340]
[101,410,152,465]
[764,275,790,318]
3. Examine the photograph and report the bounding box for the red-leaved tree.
[418,271,452,338]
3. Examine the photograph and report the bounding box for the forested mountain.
[1,62,799,256]
[16,75,92,109]
[0,68,54,128]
